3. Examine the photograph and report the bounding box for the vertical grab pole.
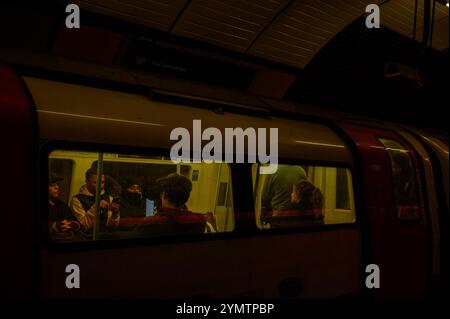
[422,0,431,46]
[213,163,223,216]
[93,152,104,241]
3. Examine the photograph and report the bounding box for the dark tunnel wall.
[287,17,449,131]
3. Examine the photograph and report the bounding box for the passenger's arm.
[106,210,120,228]
[107,200,120,228]
[50,222,59,233]
[70,197,94,229]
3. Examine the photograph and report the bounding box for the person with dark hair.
[271,180,324,228]
[157,173,192,211]
[290,180,324,220]
[260,165,307,228]
[138,173,206,235]
[261,165,307,216]
[48,174,78,234]
[70,168,120,230]
[120,179,145,218]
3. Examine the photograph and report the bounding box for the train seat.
[397,205,420,221]
[268,209,324,228]
[119,213,207,236]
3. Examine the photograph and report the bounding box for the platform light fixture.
[436,0,449,7]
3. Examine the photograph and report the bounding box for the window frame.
[251,158,358,232]
[40,141,360,251]
[40,140,240,250]
[377,137,424,223]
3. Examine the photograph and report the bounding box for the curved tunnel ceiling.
[74,0,449,69]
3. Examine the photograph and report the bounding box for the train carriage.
[0,64,448,299]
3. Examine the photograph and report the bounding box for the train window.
[378,138,421,221]
[252,164,356,229]
[47,150,234,242]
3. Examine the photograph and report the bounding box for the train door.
[409,130,449,295]
[416,133,449,210]
[397,130,442,294]
[339,123,429,298]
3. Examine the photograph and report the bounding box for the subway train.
[1,63,448,299]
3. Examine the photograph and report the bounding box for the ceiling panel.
[382,0,449,51]
[66,0,447,69]
[428,1,449,51]
[75,0,189,31]
[431,15,449,50]
[248,0,379,68]
[172,0,291,52]
[382,0,426,39]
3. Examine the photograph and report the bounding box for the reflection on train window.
[252,164,356,229]
[47,150,234,242]
[378,138,421,221]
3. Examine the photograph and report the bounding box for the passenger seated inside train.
[270,180,324,228]
[105,174,122,199]
[260,164,307,224]
[48,174,80,238]
[120,179,145,218]
[131,173,207,236]
[70,168,121,231]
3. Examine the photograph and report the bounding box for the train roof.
[26,76,353,164]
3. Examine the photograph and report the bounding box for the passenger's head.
[291,180,323,211]
[48,174,63,200]
[157,173,192,209]
[125,182,141,194]
[85,168,105,194]
[122,179,142,203]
